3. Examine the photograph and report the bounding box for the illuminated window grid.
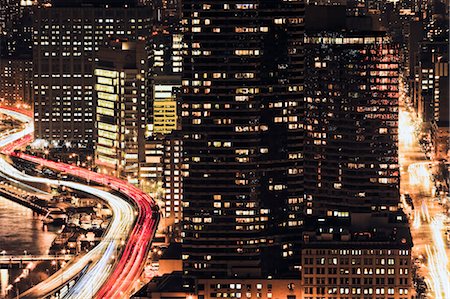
[94,68,120,170]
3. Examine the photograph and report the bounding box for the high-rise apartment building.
[148,26,182,136]
[0,0,33,58]
[0,0,21,36]
[181,0,305,278]
[430,53,449,159]
[413,42,448,125]
[138,3,414,297]
[153,87,178,135]
[33,0,150,147]
[0,0,33,107]
[94,41,147,184]
[404,0,449,159]
[140,25,184,235]
[0,57,32,104]
[304,10,401,222]
[406,18,424,81]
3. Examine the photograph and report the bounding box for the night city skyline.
[0,0,448,298]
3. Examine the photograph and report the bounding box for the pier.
[0,188,49,215]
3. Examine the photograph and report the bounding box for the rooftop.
[302,212,413,249]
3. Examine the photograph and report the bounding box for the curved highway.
[0,159,136,299]
[0,107,158,298]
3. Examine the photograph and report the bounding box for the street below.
[400,93,450,299]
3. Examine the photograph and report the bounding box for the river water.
[0,196,56,298]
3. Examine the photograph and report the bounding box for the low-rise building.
[300,213,413,299]
[158,243,183,275]
[137,212,413,299]
[138,272,301,299]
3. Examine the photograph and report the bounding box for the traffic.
[0,107,159,298]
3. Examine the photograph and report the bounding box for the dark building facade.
[0,57,33,104]
[413,42,448,124]
[136,3,415,297]
[0,0,33,106]
[0,0,33,58]
[181,0,305,278]
[0,0,22,37]
[33,0,151,147]
[304,30,400,220]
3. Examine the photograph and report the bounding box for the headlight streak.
[425,215,450,299]
[0,107,159,299]
[399,110,415,148]
[0,156,135,299]
[413,209,421,229]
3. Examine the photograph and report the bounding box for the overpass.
[0,254,74,263]
[0,107,159,298]
[0,255,74,269]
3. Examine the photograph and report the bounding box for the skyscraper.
[94,40,147,183]
[0,57,32,104]
[304,7,401,221]
[181,0,305,278]
[33,0,150,147]
[148,26,182,135]
[0,0,33,58]
[0,0,20,36]
[0,0,33,106]
[143,25,184,232]
[138,3,415,298]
